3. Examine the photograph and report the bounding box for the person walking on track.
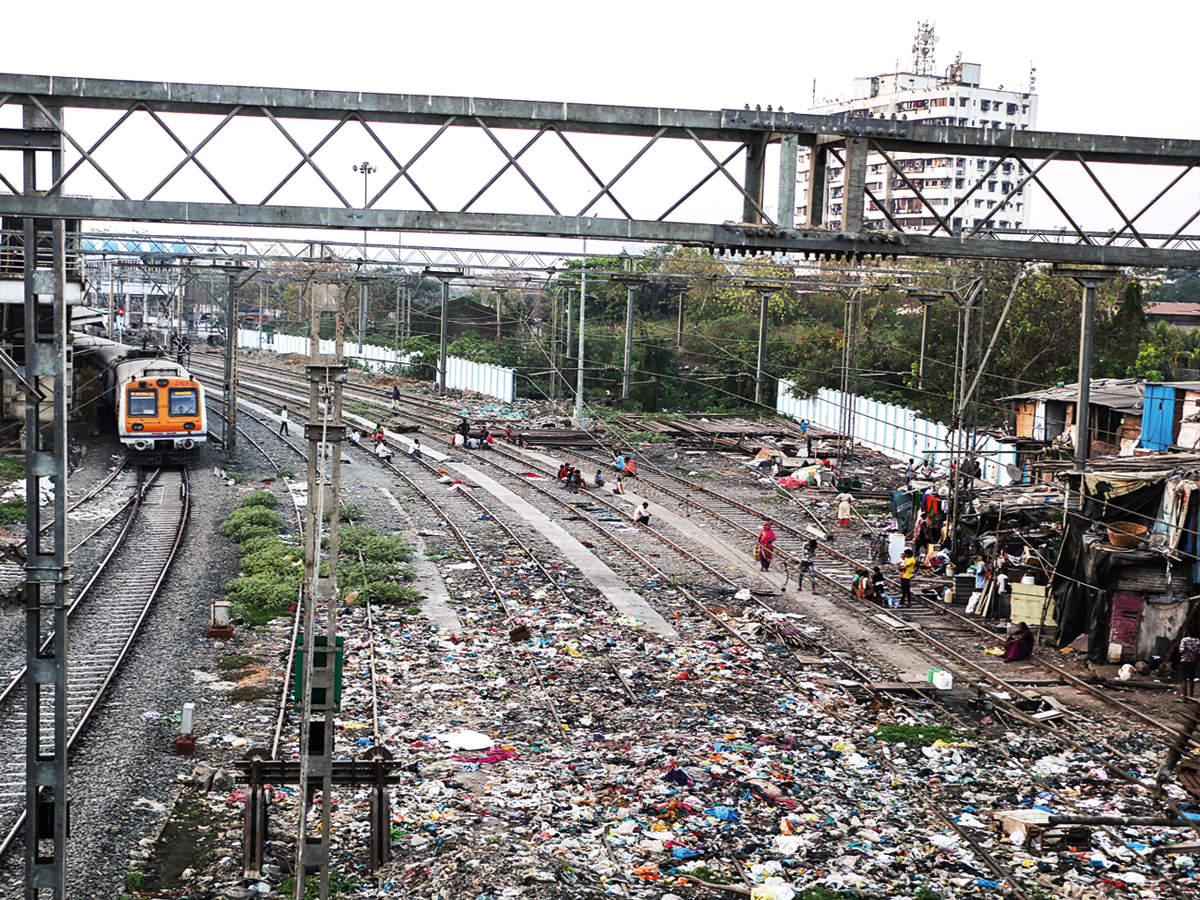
[278,407,289,436]
[757,521,777,572]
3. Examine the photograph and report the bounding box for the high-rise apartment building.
[798,40,1038,234]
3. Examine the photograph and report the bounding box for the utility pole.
[836,288,861,468]
[564,288,573,373]
[258,281,266,350]
[424,269,461,393]
[222,267,243,462]
[750,286,771,407]
[613,259,645,403]
[1051,267,1117,478]
[495,287,502,351]
[550,285,561,400]
[574,239,587,425]
[294,282,346,900]
[393,279,401,367]
[357,278,368,361]
[675,286,685,353]
[105,256,113,338]
[916,296,934,391]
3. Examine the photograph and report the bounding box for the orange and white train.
[112,356,208,457]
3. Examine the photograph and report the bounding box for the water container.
[932,670,953,691]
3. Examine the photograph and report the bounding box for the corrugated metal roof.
[997,379,1146,415]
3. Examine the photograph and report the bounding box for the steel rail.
[0,467,188,860]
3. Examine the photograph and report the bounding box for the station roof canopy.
[79,238,191,255]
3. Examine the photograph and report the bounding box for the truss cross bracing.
[0,74,1199,267]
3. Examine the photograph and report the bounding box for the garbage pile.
[210,575,1200,899]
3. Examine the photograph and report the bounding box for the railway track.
[0,467,190,858]
[192,355,1191,726]
[219,403,1072,897]
[195,356,1200,892]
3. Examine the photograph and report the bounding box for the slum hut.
[1048,458,1200,665]
[997,379,1146,467]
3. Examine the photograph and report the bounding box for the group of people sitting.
[344,423,422,463]
[612,453,637,478]
[454,419,496,450]
[853,566,899,608]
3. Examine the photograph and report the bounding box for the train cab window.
[127,389,158,417]
[168,388,199,417]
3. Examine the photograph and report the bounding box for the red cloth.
[452,747,519,764]
[757,527,777,562]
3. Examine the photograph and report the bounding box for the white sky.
[2,1,1198,255]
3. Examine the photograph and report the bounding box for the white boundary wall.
[237,329,515,402]
[776,381,1017,486]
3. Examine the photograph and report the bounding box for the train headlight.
[183,422,195,430]
[131,423,144,431]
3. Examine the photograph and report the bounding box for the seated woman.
[1003,622,1035,662]
[614,453,626,472]
[594,470,605,488]
[611,474,625,495]
[623,458,637,477]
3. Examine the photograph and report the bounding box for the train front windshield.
[128,390,158,417]
[168,388,199,417]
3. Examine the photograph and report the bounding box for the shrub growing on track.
[225,573,298,626]
[220,501,298,625]
[238,543,303,581]
[240,489,278,508]
[219,506,284,543]
[337,525,419,606]
[0,498,25,525]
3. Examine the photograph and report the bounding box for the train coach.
[112,357,208,458]
[75,335,209,461]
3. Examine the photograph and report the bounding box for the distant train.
[75,335,209,461]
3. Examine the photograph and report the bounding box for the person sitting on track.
[1003,622,1035,662]
[348,429,362,445]
[872,567,898,608]
[371,423,385,445]
[633,501,651,526]
[614,453,626,472]
[505,424,513,443]
[622,457,637,477]
[594,470,605,488]
[375,441,393,462]
[611,474,625,495]
[409,438,423,459]
[558,462,571,481]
